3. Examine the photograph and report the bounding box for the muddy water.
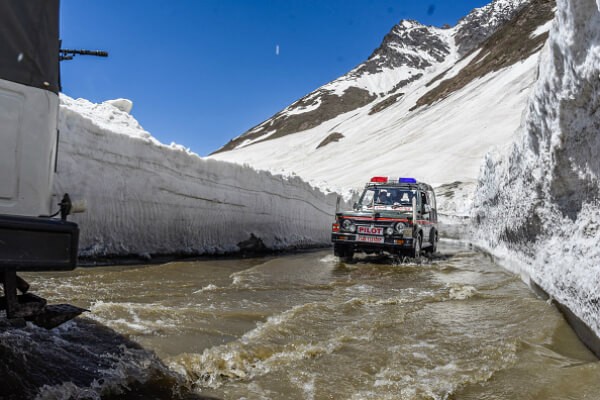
[11,241,600,399]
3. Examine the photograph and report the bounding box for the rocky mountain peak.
[455,0,530,55]
[353,20,451,76]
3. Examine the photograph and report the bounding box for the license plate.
[357,235,385,244]
[357,226,383,235]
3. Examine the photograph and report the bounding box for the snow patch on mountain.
[530,19,554,38]
[54,95,343,257]
[472,0,600,336]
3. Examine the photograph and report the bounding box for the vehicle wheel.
[333,244,345,257]
[334,244,354,262]
[343,248,354,262]
[425,230,438,256]
[412,234,422,260]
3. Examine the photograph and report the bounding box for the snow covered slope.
[211,0,554,216]
[55,96,342,258]
[473,0,600,336]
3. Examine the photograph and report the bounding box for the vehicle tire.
[333,244,345,257]
[411,234,422,260]
[425,230,438,256]
[343,249,354,262]
[334,244,354,261]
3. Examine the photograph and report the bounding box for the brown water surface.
[23,241,600,399]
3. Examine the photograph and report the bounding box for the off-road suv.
[331,177,438,261]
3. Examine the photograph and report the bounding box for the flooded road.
[13,241,600,399]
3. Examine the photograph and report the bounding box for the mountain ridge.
[212,0,532,155]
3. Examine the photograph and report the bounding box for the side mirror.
[353,202,359,210]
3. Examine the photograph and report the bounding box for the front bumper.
[331,232,414,251]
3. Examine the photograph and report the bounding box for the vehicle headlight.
[395,222,406,232]
[386,227,395,235]
[342,219,356,232]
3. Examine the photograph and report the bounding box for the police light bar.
[370,177,417,184]
[370,176,388,183]
[399,177,417,183]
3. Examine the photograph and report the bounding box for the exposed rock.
[316,132,345,149]
[455,0,529,56]
[387,73,423,94]
[369,93,404,115]
[213,87,375,154]
[353,21,450,76]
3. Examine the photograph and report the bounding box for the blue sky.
[60,0,488,156]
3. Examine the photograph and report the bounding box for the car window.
[359,188,416,209]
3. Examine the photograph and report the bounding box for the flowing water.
[3,241,599,399]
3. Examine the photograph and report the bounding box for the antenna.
[59,49,109,61]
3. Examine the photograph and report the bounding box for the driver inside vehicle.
[377,190,392,205]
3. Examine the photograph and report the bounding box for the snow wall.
[54,96,342,258]
[473,0,600,337]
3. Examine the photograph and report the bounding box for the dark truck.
[331,177,438,261]
[0,1,104,328]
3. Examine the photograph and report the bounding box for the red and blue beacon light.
[370,177,417,184]
[370,176,388,183]
[399,177,417,184]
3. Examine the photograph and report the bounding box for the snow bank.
[472,0,600,335]
[54,96,342,257]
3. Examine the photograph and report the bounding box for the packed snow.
[530,19,554,38]
[54,96,344,257]
[472,0,600,336]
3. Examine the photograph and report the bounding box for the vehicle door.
[419,190,433,245]
[427,189,438,223]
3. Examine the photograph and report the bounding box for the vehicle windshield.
[358,187,416,210]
